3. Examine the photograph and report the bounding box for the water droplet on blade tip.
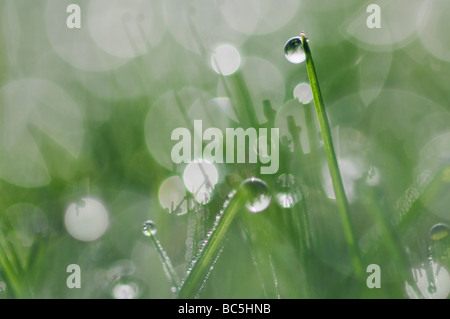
[142,220,157,236]
[284,36,306,64]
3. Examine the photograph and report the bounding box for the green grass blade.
[0,243,22,298]
[149,234,181,290]
[300,33,363,278]
[398,166,450,234]
[178,190,244,298]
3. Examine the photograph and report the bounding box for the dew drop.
[284,36,306,64]
[429,223,449,242]
[142,220,157,237]
[275,173,301,208]
[428,223,449,266]
[240,177,271,213]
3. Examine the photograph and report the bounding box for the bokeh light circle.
[64,197,109,242]
[211,44,241,76]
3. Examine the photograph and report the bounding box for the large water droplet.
[142,220,157,237]
[429,223,449,242]
[428,223,449,266]
[284,36,306,64]
[240,177,271,213]
[275,173,302,208]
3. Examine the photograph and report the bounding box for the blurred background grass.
[0,0,449,298]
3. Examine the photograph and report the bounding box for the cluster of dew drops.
[138,34,450,298]
[141,170,307,243]
[136,34,312,296]
[142,177,273,239]
[136,33,336,298]
[139,173,307,298]
[141,32,309,239]
[140,177,275,296]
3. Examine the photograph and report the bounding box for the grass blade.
[300,33,363,278]
[178,190,245,298]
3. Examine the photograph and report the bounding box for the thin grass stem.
[148,234,181,291]
[300,33,363,278]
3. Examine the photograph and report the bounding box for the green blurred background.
[0,0,449,298]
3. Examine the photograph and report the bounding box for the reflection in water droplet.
[142,220,157,237]
[284,37,306,64]
[240,177,271,213]
[275,174,302,208]
[429,223,449,242]
[428,223,449,267]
